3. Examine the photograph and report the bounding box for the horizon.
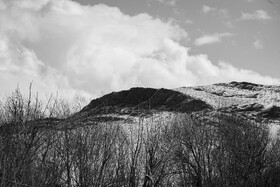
[0,0,279,99]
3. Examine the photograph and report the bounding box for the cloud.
[202,5,216,14]
[194,33,233,46]
[202,5,229,18]
[211,61,279,85]
[253,40,263,49]
[185,19,193,24]
[156,0,177,6]
[0,0,279,99]
[240,10,272,20]
[0,34,78,99]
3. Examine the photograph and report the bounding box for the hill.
[68,81,280,126]
[1,81,280,187]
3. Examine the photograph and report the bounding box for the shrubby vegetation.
[0,88,280,187]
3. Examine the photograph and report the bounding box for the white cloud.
[202,5,229,18]
[240,10,272,20]
[253,40,263,49]
[0,34,78,99]
[0,0,278,99]
[202,5,216,14]
[194,33,233,46]
[212,62,278,85]
[185,19,193,24]
[156,0,177,6]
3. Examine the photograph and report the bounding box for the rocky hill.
[81,87,212,114]
[176,81,280,124]
[67,81,280,127]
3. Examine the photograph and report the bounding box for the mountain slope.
[175,81,280,123]
[67,82,280,127]
[81,87,213,115]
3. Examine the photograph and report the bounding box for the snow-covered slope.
[65,81,280,128]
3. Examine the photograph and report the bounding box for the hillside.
[68,81,280,126]
[1,81,280,187]
[81,87,212,114]
[176,81,280,124]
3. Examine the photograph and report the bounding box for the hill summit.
[72,81,280,125]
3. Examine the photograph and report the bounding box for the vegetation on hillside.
[0,88,280,187]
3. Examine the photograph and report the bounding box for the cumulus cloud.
[194,33,233,46]
[240,10,272,20]
[0,0,279,99]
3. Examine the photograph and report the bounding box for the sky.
[0,0,279,99]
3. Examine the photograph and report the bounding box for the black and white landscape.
[0,0,280,187]
[1,81,280,186]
